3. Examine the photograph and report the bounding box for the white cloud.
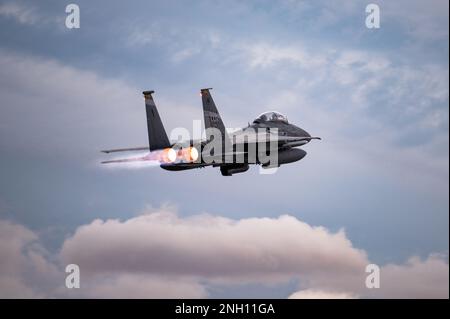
[60,209,368,285]
[0,50,201,162]
[289,289,357,299]
[239,42,327,69]
[0,50,140,157]
[0,220,59,298]
[171,47,201,63]
[373,254,450,299]
[0,2,38,25]
[124,22,173,48]
[127,28,157,47]
[0,210,448,298]
[79,274,207,299]
[59,208,448,298]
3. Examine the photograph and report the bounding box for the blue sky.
[0,0,448,298]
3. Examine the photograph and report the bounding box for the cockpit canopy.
[253,111,288,124]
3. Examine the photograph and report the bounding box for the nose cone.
[297,127,311,138]
[293,126,316,145]
[289,125,320,144]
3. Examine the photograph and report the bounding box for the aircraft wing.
[101,147,149,154]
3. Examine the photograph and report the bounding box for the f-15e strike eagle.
[101,89,320,176]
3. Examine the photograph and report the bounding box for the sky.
[0,0,448,298]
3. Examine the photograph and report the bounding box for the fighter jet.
[101,89,320,176]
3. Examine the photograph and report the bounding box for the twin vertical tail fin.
[201,88,230,149]
[143,89,229,153]
[143,91,171,151]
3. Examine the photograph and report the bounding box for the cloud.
[78,274,207,299]
[0,50,139,158]
[0,50,202,162]
[239,42,327,69]
[0,2,38,25]
[373,254,450,299]
[0,220,39,298]
[280,0,449,42]
[171,47,202,63]
[0,2,61,27]
[279,0,361,32]
[0,209,448,298]
[126,27,157,47]
[288,289,357,299]
[0,220,59,298]
[60,209,368,285]
[58,208,448,298]
[383,0,449,41]
[0,217,206,298]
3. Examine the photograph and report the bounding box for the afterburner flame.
[179,146,199,162]
[103,146,200,167]
[189,147,199,162]
[160,148,177,163]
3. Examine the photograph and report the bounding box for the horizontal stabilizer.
[101,146,149,154]
[101,155,150,164]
